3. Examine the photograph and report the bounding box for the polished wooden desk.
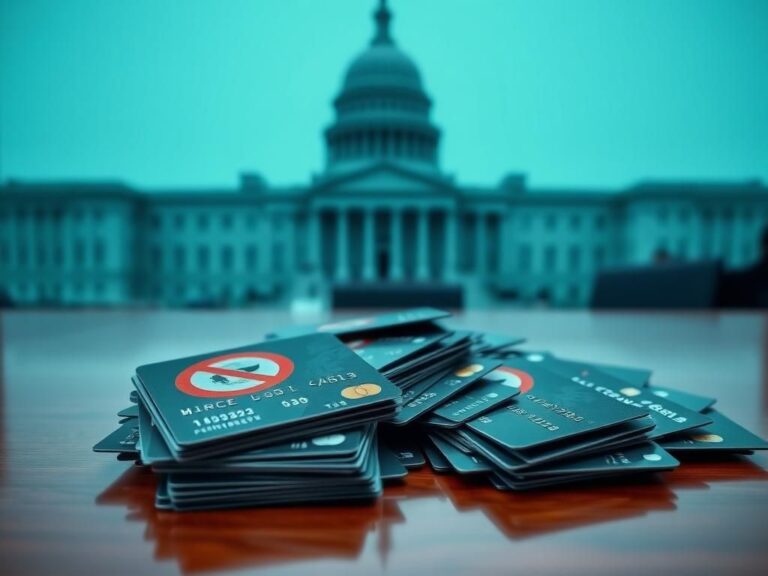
[1,310,767,576]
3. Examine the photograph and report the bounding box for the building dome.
[324,0,441,174]
[343,43,423,93]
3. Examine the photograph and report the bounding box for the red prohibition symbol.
[489,366,535,393]
[175,352,295,398]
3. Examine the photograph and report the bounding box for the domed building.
[0,0,765,308]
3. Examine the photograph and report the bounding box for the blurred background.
[1,0,767,311]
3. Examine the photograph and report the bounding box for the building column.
[416,208,430,281]
[390,208,403,281]
[443,209,457,281]
[363,208,376,281]
[307,209,321,272]
[475,211,487,275]
[335,207,350,282]
[285,212,297,278]
[500,210,514,276]
[259,212,273,278]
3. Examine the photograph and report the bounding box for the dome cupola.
[325,0,441,173]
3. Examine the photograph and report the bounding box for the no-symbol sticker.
[175,352,295,398]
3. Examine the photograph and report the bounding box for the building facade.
[1,1,767,308]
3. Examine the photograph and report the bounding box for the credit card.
[646,385,716,413]
[428,434,492,474]
[520,355,712,438]
[93,421,140,454]
[421,437,453,473]
[432,366,526,423]
[134,333,401,459]
[391,359,501,426]
[347,331,450,372]
[660,409,768,452]
[378,444,409,481]
[493,442,678,490]
[117,405,139,418]
[467,359,648,451]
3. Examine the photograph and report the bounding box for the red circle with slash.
[175,352,295,398]
[489,366,534,393]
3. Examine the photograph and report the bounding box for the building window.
[518,244,531,272]
[246,245,258,269]
[568,246,581,272]
[221,245,234,271]
[151,213,161,230]
[175,213,184,230]
[75,240,86,267]
[152,246,162,269]
[197,214,209,231]
[197,246,209,271]
[94,240,105,267]
[222,214,233,230]
[545,214,557,230]
[544,245,557,272]
[53,245,64,267]
[94,209,104,223]
[174,246,185,271]
[36,244,47,266]
[594,246,605,268]
[569,214,581,231]
[595,214,606,230]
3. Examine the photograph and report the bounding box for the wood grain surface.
[1,310,767,576]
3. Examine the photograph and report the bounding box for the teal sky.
[1,0,767,189]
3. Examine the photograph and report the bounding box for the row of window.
[149,244,288,273]
[330,131,436,162]
[149,212,289,233]
[656,206,766,225]
[652,238,758,265]
[5,281,108,301]
[514,212,608,232]
[517,244,606,274]
[0,207,105,224]
[0,239,106,268]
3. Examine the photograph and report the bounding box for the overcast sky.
[1,0,767,189]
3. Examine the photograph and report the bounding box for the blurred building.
[1,1,767,308]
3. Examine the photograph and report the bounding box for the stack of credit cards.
[95,308,768,510]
